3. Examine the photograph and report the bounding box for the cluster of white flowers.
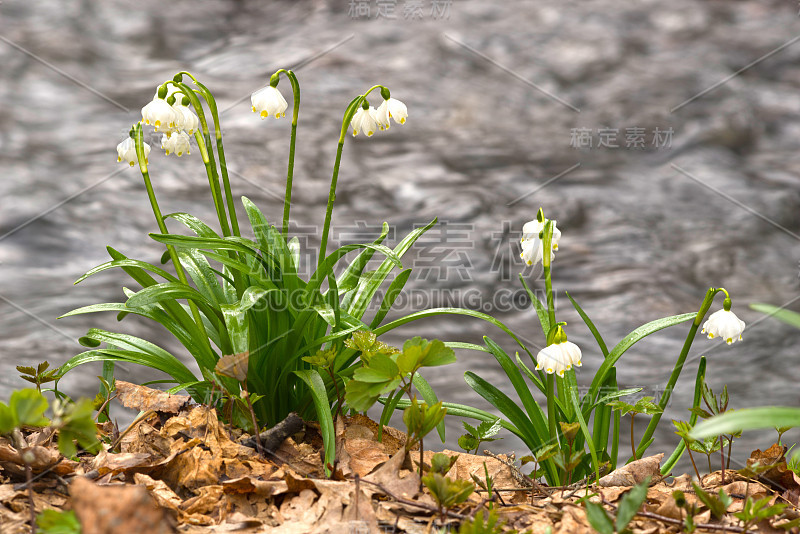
[117,85,199,166]
[351,97,407,137]
[520,215,561,267]
[518,214,745,380]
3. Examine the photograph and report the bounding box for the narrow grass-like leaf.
[295,369,335,477]
[691,407,800,440]
[587,313,695,405]
[566,291,609,357]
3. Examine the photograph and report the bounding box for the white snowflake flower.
[116,137,150,166]
[251,85,288,119]
[535,340,583,378]
[161,131,191,157]
[702,308,745,345]
[142,97,178,133]
[351,106,379,137]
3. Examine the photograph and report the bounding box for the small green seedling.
[734,496,786,533]
[671,489,698,533]
[456,509,511,534]
[584,477,650,534]
[608,396,663,461]
[689,382,739,482]
[36,509,81,534]
[17,362,62,394]
[692,482,732,521]
[458,418,502,455]
[422,453,475,524]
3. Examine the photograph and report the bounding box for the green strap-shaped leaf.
[691,406,800,440]
[368,268,412,329]
[75,259,179,285]
[178,249,227,307]
[345,220,435,322]
[484,337,549,439]
[519,274,550,338]
[464,371,558,484]
[165,212,221,238]
[587,312,696,405]
[566,291,609,357]
[294,369,335,477]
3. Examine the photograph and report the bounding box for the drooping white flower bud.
[117,137,150,166]
[251,85,288,120]
[351,106,378,137]
[142,97,178,133]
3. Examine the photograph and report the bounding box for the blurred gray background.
[2,0,800,472]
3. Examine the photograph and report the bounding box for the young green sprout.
[607,396,663,461]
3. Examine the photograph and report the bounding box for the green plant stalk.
[661,356,706,475]
[170,80,231,237]
[630,413,637,461]
[318,85,383,269]
[193,132,229,232]
[272,69,301,239]
[636,288,721,458]
[134,124,211,357]
[182,73,241,238]
[546,373,559,482]
[541,221,559,458]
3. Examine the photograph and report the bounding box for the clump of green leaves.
[554,421,583,485]
[520,443,558,482]
[457,509,511,534]
[36,509,81,534]
[608,396,663,462]
[734,496,786,533]
[692,482,732,521]
[0,389,99,458]
[346,336,455,414]
[673,420,707,483]
[422,452,475,524]
[17,362,62,393]
[688,382,738,483]
[584,477,650,534]
[458,419,502,455]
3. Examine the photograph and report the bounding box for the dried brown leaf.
[599,453,663,487]
[115,380,190,414]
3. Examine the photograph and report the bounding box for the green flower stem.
[318,85,384,269]
[133,124,211,352]
[546,373,560,483]
[193,132,228,228]
[635,287,723,458]
[272,69,301,239]
[169,80,231,237]
[542,220,556,328]
[178,72,240,238]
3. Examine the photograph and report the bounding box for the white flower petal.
[142,98,178,133]
[519,216,561,267]
[351,106,378,137]
[117,137,150,166]
[251,86,288,120]
[702,309,745,345]
[386,97,407,125]
[376,100,392,131]
[535,340,581,378]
